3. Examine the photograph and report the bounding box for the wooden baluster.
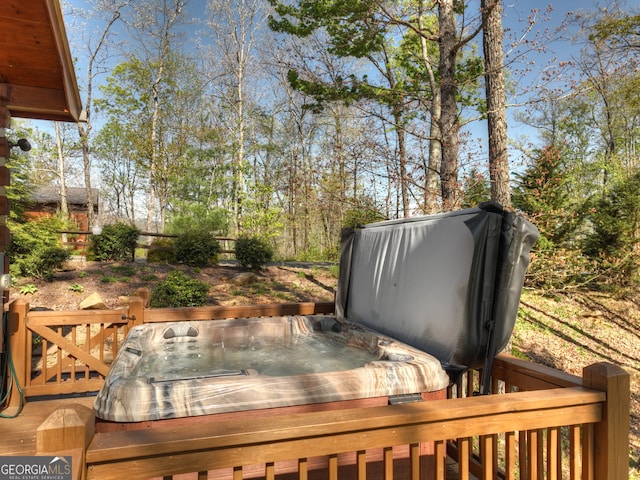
[480,435,494,480]
[328,454,339,480]
[409,444,419,480]
[519,430,528,480]
[569,425,581,480]
[42,336,49,387]
[299,458,309,480]
[85,322,91,379]
[265,462,275,480]
[537,429,544,477]
[56,325,63,383]
[356,451,366,480]
[99,322,105,361]
[233,466,242,480]
[71,326,77,382]
[434,440,446,480]
[467,370,475,397]
[383,447,393,480]
[26,327,33,388]
[457,437,471,480]
[526,429,544,480]
[504,431,516,480]
[546,427,561,480]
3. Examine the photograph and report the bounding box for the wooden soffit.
[0,0,82,122]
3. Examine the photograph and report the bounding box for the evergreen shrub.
[150,270,210,307]
[174,231,221,267]
[147,237,176,263]
[235,235,273,270]
[582,171,640,285]
[8,216,71,280]
[18,247,70,280]
[91,223,140,261]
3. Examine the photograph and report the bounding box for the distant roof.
[31,186,99,207]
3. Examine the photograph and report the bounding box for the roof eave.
[5,0,83,123]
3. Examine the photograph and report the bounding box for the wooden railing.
[5,299,631,479]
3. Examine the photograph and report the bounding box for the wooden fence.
[59,230,236,257]
[4,299,631,479]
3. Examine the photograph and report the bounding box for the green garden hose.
[0,312,24,418]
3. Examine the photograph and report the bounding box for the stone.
[232,272,258,286]
[79,292,107,310]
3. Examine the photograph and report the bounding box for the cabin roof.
[31,186,98,207]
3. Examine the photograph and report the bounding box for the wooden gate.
[6,298,144,403]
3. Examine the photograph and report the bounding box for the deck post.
[582,362,630,480]
[6,299,29,409]
[127,296,145,327]
[37,405,95,480]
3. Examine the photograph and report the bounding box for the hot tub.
[94,315,450,423]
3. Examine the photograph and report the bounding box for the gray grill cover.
[336,202,539,391]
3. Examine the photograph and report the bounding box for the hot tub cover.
[336,202,539,393]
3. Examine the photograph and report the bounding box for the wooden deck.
[0,300,631,479]
[0,395,96,456]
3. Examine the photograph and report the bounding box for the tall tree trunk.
[233,55,245,234]
[145,0,186,233]
[425,117,442,212]
[482,0,511,209]
[54,122,68,244]
[438,0,461,211]
[418,8,441,213]
[394,110,409,217]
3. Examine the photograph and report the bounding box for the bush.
[235,235,273,270]
[174,231,221,267]
[17,246,70,280]
[8,216,71,279]
[150,270,210,307]
[91,223,140,261]
[147,237,176,263]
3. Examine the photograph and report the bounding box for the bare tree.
[205,0,268,234]
[126,0,188,232]
[54,122,69,222]
[71,0,131,229]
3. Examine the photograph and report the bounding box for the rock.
[79,292,107,310]
[232,272,258,286]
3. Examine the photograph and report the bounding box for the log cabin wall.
[0,82,12,325]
